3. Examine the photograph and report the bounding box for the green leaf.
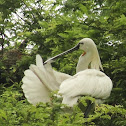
[0,109,7,120]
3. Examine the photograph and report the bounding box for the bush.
[0,83,126,126]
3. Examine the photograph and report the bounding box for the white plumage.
[76,38,103,72]
[22,38,113,107]
[22,69,50,104]
[22,55,71,105]
[59,69,112,107]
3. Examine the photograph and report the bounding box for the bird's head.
[79,38,97,54]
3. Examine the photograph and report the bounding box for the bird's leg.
[78,99,95,118]
[84,100,94,118]
[78,99,95,126]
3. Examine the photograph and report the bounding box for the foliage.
[0,52,35,86]
[0,0,126,125]
[0,85,126,126]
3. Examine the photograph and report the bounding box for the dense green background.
[0,0,126,125]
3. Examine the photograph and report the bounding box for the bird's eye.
[79,42,84,45]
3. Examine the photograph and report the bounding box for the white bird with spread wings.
[22,38,112,110]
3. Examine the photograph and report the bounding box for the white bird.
[22,38,113,111]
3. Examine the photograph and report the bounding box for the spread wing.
[22,54,71,105]
[22,69,50,105]
[22,55,52,105]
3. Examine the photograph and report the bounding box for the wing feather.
[59,69,112,107]
[22,69,50,105]
[22,54,72,105]
[30,64,59,91]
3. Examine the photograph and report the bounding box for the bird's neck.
[76,49,103,73]
[76,52,93,73]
